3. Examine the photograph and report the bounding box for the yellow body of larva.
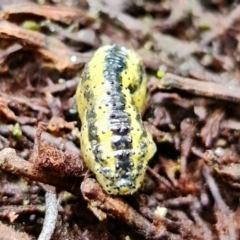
[76,45,156,195]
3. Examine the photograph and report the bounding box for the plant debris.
[0,0,240,239]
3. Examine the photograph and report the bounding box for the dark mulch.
[0,0,240,239]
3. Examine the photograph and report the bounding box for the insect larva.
[76,45,156,195]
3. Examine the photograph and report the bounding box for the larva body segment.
[76,45,156,195]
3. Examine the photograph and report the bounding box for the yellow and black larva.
[76,45,156,195]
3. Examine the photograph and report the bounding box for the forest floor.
[0,0,240,239]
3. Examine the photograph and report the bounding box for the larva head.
[94,159,147,195]
[93,131,157,195]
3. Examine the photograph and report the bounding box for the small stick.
[159,73,240,103]
[0,148,82,195]
[38,186,58,240]
[81,178,167,239]
[202,166,237,240]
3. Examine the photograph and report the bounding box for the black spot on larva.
[135,112,142,122]
[137,163,144,172]
[128,82,138,94]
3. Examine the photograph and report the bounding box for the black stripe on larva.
[103,45,134,175]
[138,63,144,86]
[80,67,89,84]
[85,88,103,163]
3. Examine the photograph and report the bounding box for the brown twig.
[0,148,82,196]
[202,165,237,240]
[1,2,94,25]
[0,21,85,71]
[200,109,225,148]
[159,73,240,103]
[81,178,167,239]
[201,5,240,46]
[21,125,80,156]
[0,92,49,114]
[180,118,196,180]
[0,205,44,222]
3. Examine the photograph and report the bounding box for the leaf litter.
[0,0,240,239]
